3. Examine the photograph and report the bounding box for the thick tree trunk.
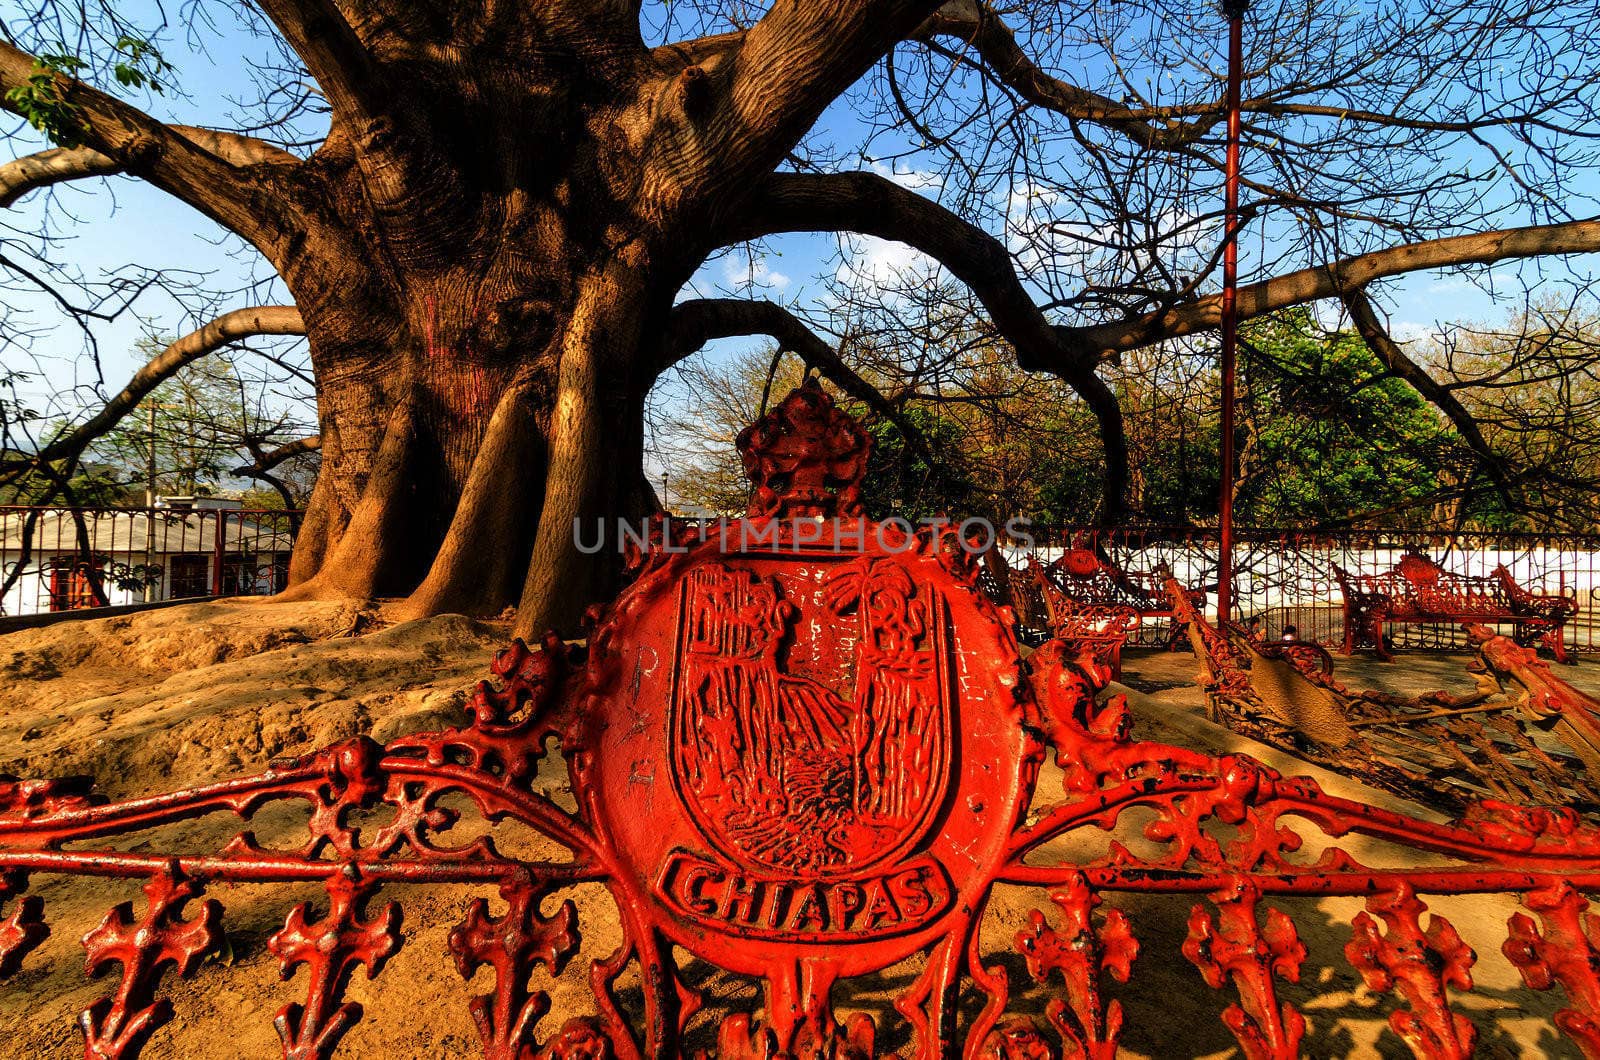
[515,264,652,638]
[397,367,548,619]
[256,0,899,634]
[283,253,661,636]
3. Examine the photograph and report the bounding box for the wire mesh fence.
[1,505,300,617]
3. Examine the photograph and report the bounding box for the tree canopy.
[3,0,1600,631]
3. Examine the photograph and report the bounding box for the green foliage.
[4,53,85,147]
[109,36,172,92]
[4,38,169,148]
[661,309,1492,531]
[1234,308,1451,526]
[1139,420,1220,524]
[236,486,294,511]
[3,344,315,509]
[856,406,976,522]
[91,350,250,498]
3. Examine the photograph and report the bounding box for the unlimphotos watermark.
[573,512,1034,555]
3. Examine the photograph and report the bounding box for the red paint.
[1218,0,1247,626]
[1337,550,1577,662]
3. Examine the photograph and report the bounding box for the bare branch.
[9,305,305,470]
[1342,288,1517,501]
[738,169,1129,516]
[251,0,385,127]
[916,1,1576,152]
[678,0,943,195]
[0,44,300,245]
[1068,218,1600,357]
[665,297,933,462]
[233,433,321,476]
[0,145,118,207]
[0,127,298,207]
[916,0,1196,149]
[741,170,1078,368]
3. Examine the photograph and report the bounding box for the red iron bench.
[1030,559,1140,679]
[1334,550,1576,663]
[1040,546,1204,650]
[8,385,1600,1058]
[1167,573,1600,816]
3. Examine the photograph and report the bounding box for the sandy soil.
[1,603,1594,1057]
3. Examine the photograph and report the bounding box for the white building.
[0,499,295,616]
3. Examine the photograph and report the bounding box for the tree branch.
[916,1,1570,152]
[651,30,743,69]
[0,145,119,207]
[745,173,1597,521]
[233,433,321,477]
[251,0,387,126]
[916,0,1205,149]
[0,44,299,245]
[664,297,934,463]
[1066,218,1600,357]
[8,306,305,470]
[1341,288,1518,503]
[248,1,465,243]
[673,0,944,198]
[738,168,1129,518]
[0,128,298,208]
[741,170,1080,368]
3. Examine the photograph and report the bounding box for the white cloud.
[721,254,791,292]
[834,234,939,289]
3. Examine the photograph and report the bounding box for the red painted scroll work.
[5,380,1600,1058]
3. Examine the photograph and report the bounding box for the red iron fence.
[0,504,300,617]
[1005,527,1600,654]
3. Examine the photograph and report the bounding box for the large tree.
[3,0,1599,635]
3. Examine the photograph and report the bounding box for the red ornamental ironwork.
[6,381,1600,1057]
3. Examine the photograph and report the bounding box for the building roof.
[0,508,294,555]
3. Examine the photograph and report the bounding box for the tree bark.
[516,263,654,638]
[269,233,666,636]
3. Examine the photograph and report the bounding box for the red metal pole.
[1217,0,1247,625]
[211,509,226,597]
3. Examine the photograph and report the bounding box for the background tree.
[87,343,319,510]
[4,0,1600,633]
[665,304,1600,532]
[1232,308,1454,526]
[1426,299,1600,531]
[3,338,317,509]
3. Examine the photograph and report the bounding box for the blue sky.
[3,0,1594,470]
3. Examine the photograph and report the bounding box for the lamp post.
[1217,0,1248,625]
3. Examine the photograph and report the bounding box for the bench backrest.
[1343,551,1512,613]
[7,385,1600,1060]
[1045,547,1163,610]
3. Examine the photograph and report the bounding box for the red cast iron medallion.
[582,383,1029,1019]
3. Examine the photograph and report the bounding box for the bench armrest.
[1493,565,1579,617]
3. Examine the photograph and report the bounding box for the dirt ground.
[2,601,1597,1057]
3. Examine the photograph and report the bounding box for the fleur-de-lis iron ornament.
[6,380,1600,1057]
